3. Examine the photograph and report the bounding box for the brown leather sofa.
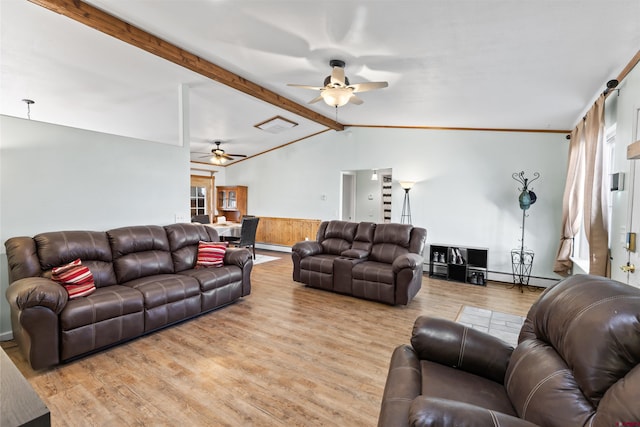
[5,223,253,370]
[291,221,427,305]
[378,274,640,426]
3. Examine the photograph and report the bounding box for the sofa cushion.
[369,224,413,264]
[108,225,173,283]
[59,285,145,361]
[35,230,117,287]
[179,266,242,292]
[505,340,593,426]
[165,223,219,272]
[324,220,358,240]
[352,261,395,284]
[51,258,96,299]
[321,238,352,256]
[421,360,517,416]
[60,285,144,331]
[373,223,412,246]
[196,241,227,268]
[320,221,358,255]
[122,274,200,310]
[300,254,338,274]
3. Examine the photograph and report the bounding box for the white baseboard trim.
[256,243,292,253]
[424,264,558,288]
[0,330,14,342]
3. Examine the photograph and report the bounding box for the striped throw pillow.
[196,241,227,268]
[51,258,96,299]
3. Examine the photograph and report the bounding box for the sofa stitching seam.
[522,369,570,418]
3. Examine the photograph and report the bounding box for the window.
[190,186,207,217]
[190,174,215,219]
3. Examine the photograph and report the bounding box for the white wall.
[0,115,190,339]
[609,63,640,284]
[354,169,382,222]
[225,126,568,283]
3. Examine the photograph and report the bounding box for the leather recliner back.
[108,225,174,283]
[505,274,640,426]
[369,223,413,264]
[164,223,219,272]
[319,220,358,255]
[35,231,117,287]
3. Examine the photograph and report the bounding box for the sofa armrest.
[392,253,423,273]
[378,344,422,427]
[340,248,369,259]
[6,277,68,314]
[410,316,514,384]
[292,241,323,258]
[409,397,539,427]
[224,247,252,268]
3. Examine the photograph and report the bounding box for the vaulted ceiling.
[1,0,639,165]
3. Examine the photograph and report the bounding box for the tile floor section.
[456,305,525,347]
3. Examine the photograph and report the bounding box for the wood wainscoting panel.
[256,217,322,246]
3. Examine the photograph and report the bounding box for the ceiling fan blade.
[227,153,248,158]
[287,83,324,90]
[349,81,388,93]
[349,95,364,105]
[330,66,346,86]
[308,95,324,104]
[221,153,235,161]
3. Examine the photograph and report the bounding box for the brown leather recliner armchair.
[378,274,640,426]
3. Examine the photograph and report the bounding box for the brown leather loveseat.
[378,274,640,426]
[291,220,427,305]
[5,223,252,370]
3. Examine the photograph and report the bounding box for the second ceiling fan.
[288,59,388,108]
[199,141,247,164]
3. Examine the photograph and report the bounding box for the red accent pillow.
[51,258,96,299]
[196,241,227,268]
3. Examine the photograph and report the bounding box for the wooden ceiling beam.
[27,0,344,131]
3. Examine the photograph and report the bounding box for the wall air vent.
[254,116,298,134]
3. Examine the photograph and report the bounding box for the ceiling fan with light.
[198,141,247,164]
[288,59,388,108]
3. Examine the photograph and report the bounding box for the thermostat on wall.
[611,172,624,191]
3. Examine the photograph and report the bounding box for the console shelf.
[428,244,488,286]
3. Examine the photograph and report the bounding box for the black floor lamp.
[400,181,414,224]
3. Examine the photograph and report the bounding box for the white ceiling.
[1,0,639,165]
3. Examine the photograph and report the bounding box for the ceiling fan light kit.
[288,59,388,108]
[198,140,247,165]
[321,87,353,107]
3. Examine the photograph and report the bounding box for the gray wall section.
[0,115,190,339]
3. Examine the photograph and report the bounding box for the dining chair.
[224,216,260,259]
[191,214,210,224]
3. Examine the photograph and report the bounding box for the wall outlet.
[175,213,188,223]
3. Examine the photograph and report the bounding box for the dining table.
[206,222,242,238]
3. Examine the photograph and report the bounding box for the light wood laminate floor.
[2,250,543,426]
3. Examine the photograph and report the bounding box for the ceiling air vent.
[254,116,298,134]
